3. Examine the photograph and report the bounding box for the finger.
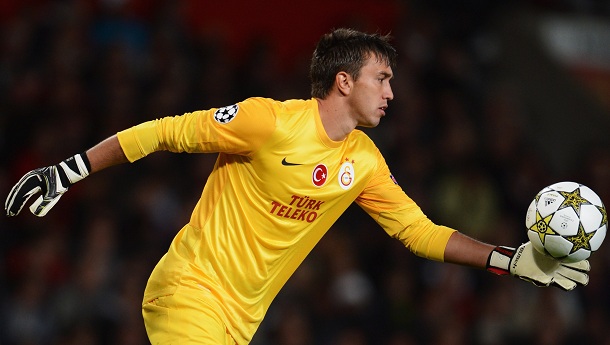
[5,174,43,216]
[5,174,29,213]
[551,277,577,291]
[561,260,591,273]
[556,266,589,286]
[517,274,552,287]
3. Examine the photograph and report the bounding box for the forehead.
[361,55,393,76]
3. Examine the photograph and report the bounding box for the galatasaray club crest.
[338,160,354,190]
[312,164,328,187]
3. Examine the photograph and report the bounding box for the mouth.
[379,105,388,116]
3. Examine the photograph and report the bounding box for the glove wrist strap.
[486,246,516,276]
[57,152,91,187]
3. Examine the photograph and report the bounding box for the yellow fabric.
[118,97,456,344]
[142,279,237,344]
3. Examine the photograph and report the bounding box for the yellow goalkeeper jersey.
[117,97,455,344]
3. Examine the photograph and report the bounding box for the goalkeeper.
[5,28,590,345]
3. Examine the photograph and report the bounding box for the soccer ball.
[525,181,607,263]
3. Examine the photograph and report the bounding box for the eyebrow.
[378,71,394,79]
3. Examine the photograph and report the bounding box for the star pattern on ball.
[565,223,595,253]
[598,205,608,227]
[529,210,556,244]
[558,188,591,216]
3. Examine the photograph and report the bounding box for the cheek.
[354,93,372,111]
[355,85,375,100]
[351,84,378,110]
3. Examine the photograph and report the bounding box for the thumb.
[29,194,63,217]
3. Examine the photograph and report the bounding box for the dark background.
[2,0,610,344]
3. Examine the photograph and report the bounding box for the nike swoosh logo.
[281,157,303,166]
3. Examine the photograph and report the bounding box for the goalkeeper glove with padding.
[486,242,590,291]
[5,153,91,217]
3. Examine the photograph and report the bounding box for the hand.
[5,153,90,217]
[487,242,590,291]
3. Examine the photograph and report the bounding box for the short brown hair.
[309,28,397,99]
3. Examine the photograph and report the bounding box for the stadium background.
[1,0,610,344]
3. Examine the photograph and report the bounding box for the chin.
[369,117,382,127]
[357,115,382,129]
[359,122,379,129]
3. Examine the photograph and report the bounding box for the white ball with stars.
[525,181,607,263]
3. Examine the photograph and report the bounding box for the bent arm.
[443,231,495,269]
[86,135,129,173]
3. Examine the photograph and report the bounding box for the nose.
[385,84,394,101]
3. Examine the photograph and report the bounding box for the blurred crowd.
[2,1,610,345]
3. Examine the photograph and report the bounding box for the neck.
[316,98,356,142]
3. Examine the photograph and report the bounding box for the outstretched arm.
[444,231,494,269]
[443,231,590,291]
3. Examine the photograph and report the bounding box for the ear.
[336,71,352,96]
